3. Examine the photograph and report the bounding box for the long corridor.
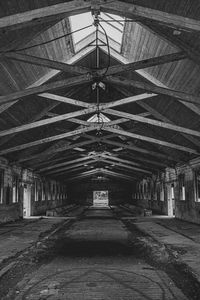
[2,207,190,300]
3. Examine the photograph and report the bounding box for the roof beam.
[105,76,200,106]
[17,140,95,163]
[2,52,91,75]
[103,127,200,155]
[100,43,200,117]
[104,108,200,138]
[38,153,102,172]
[115,86,200,149]
[0,126,98,155]
[0,106,99,137]
[101,1,200,32]
[2,51,186,77]
[99,158,152,174]
[101,52,186,76]
[44,159,99,175]
[101,154,157,170]
[66,168,135,182]
[0,74,93,106]
[0,45,94,114]
[141,21,200,68]
[0,93,155,137]
[85,135,176,161]
[0,0,91,31]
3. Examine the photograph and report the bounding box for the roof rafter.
[101,0,200,32]
[0,126,98,155]
[103,127,200,155]
[0,0,91,31]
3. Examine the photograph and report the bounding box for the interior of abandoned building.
[1,1,200,298]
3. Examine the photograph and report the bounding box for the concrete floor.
[0,206,200,299]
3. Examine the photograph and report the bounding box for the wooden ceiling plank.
[101,0,200,32]
[141,21,200,68]
[0,0,91,31]
[103,127,199,155]
[104,108,200,138]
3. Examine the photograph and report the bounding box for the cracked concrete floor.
[10,208,188,300]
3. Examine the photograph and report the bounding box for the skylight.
[69,12,124,52]
[87,113,111,123]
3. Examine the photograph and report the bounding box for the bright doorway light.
[93,190,109,207]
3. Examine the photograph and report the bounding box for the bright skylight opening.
[87,113,111,123]
[69,12,124,52]
[70,13,94,44]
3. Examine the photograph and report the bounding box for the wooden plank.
[45,159,99,175]
[0,45,94,114]
[142,21,200,68]
[0,0,91,31]
[99,158,152,174]
[101,154,156,170]
[66,168,135,182]
[0,127,98,155]
[3,52,184,77]
[101,43,200,117]
[116,86,200,148]
[0,107,98,137]
[100,168,136,181]
[103,127,200,154]
[2,52,91,75]
[138,101,200,148]
[0,74,92,105]
[105,76,200,105]
[0,93,154,137]
[0,102,58,147]
[101,1,200,32]
[104,108,200,138]
[17,140,94,163]
[38,153,101,172]
[99,52,186,76]
[85,135,175,161]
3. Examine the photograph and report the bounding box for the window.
[35,181,38,201]
[12,175,19,203]
[0,169,4,204]
[42,183,45,201]
[160,182,164,201]
[195,171,200,202]
[179,175,185,201]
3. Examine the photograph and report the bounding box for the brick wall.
[0,157,68,224]
[132,157,200,224]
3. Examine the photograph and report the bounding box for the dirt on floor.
[0,208,200,299]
